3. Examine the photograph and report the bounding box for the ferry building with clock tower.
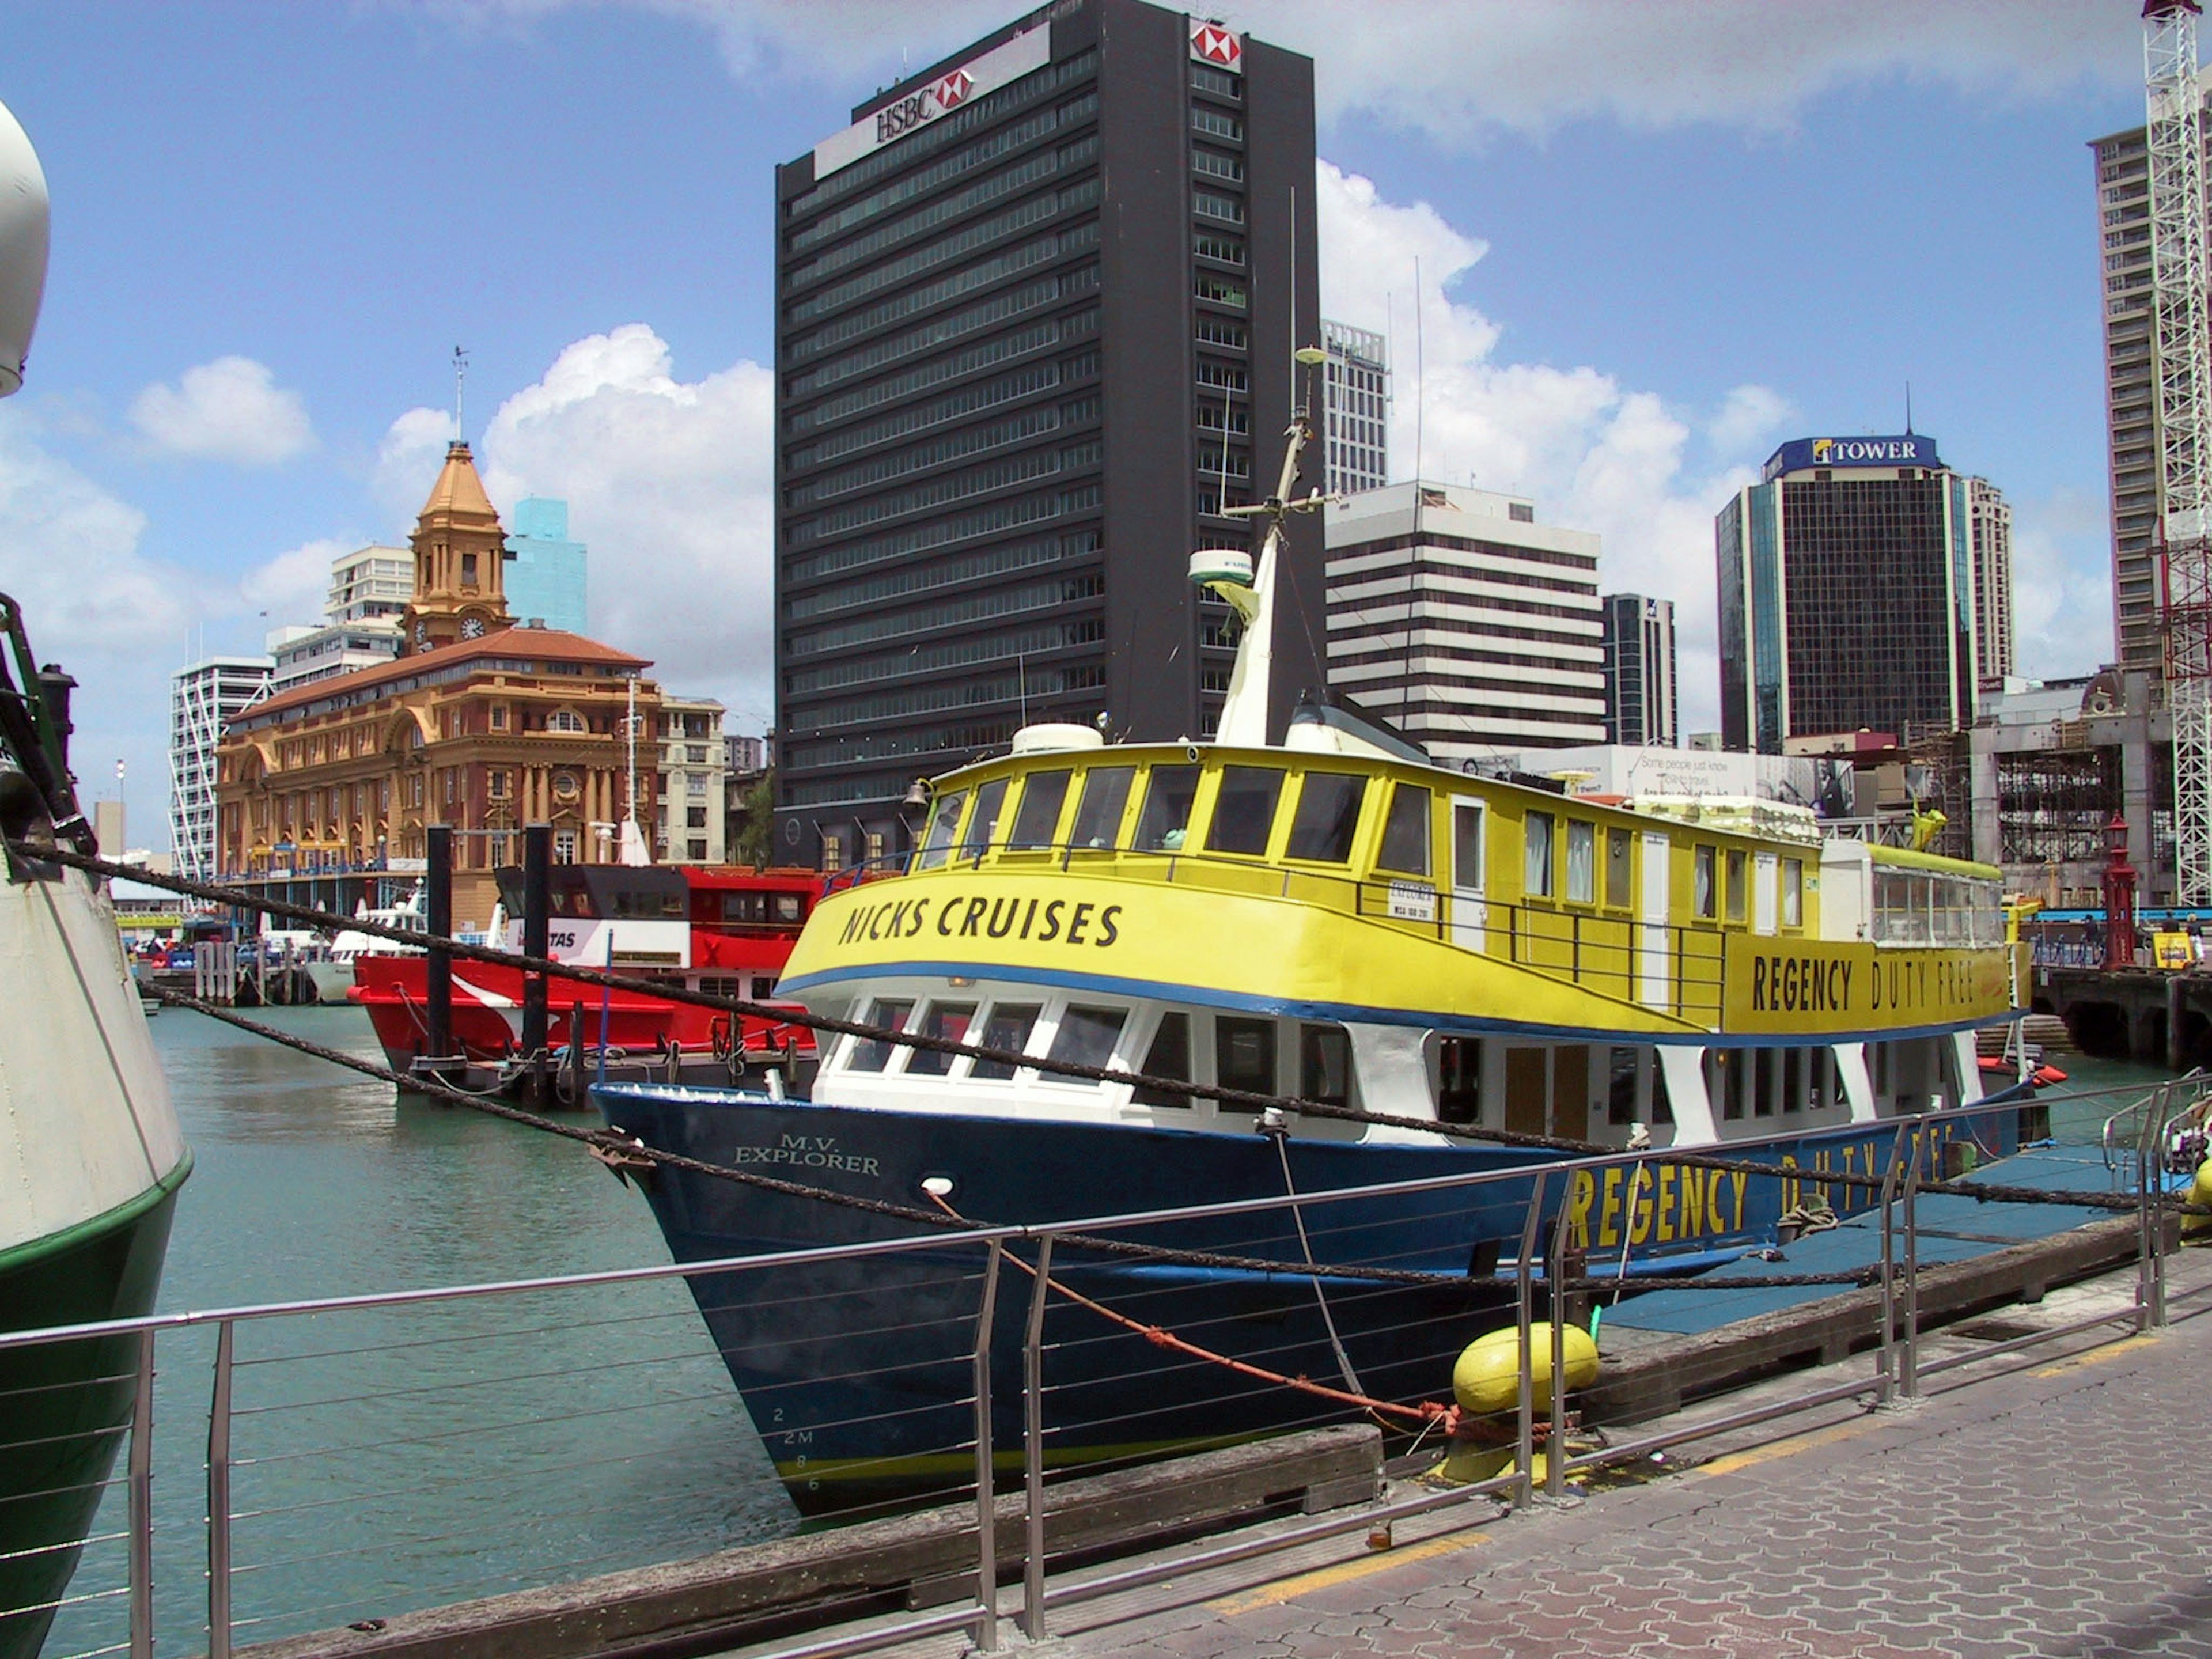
[214,441,669,931]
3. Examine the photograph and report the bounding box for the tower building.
[1601,593,1677,747]
[400,441,511,654]
[1320,318,1388,495]
[772,0,1322,866]
[506,498,590,635]
[1716,434,1980,753]
[169,655,271,881]
[1968,478,2015,684]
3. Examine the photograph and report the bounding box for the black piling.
[425,824,453,1082]
[522,823,551,1104]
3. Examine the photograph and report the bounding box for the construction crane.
[2147,0,2212,907]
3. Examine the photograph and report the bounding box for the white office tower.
[1324,482,1606,763]
[1320,319,1389,495]
[168,656,271,881]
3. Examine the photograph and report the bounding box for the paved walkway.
[991,1251,2212,1659]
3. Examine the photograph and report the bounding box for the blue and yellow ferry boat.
[599,400,2028,1513]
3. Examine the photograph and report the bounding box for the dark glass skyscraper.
[1601,592,1676,747]
[1717,435,1979,754]
[771,1,1321,868]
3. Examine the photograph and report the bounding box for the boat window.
[1524,811,1555,899]
[1605,828,1631,908]
[1725,849,1747,923]
[1376,782,1430,875]
[1565,821,1596,904]
[773,893,806,926]
[1782,1047,1805,1113]
[613,888,684,919]
[1807,1047,1836,1112]
[963,778,1009,861]
[1133,1011,1193,1107]
[1607,1046,1639,1126]
[1206,765,1284,856]
[1436,1035,1481,1126]
[1450,800,1484,891]
[1216,1016,1277,1096]
[1782,858,1804,927]
[1008,770,1073,849]
[971,1003,1043,1080]
[1704,1049,1741,1120]
[1694,846,1717,919]
[1047,1005,1127,1071]
[1070,766,1135,849]
[917,790,968,869]
[1286,772,1366,863]
[847,999,914,1073]
[1134,765,1201,851]
[1753,1046,1777,1115]
[1298,1024,1353,1109]
[750,975,778,1001]
[1652,1055,1674,1123]
[906,1002,977,1076]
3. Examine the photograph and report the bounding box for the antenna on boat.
[1192,343,1340,747]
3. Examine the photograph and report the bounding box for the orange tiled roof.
[238,627,652,725]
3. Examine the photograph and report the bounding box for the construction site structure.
[2146,0,2212,906]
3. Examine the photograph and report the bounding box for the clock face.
[460,615,486,639]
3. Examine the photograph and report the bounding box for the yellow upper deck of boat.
[780,741,2021,1041]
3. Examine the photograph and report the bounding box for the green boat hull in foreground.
[0,1156,188,1659]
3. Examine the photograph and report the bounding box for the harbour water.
[42,1005,2176,1655]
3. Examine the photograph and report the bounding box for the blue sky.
[0,1,2150,849]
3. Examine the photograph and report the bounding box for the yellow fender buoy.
[1451,1322,1600,1417]
[2185,1157,2212,1241]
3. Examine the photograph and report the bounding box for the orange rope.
[930,1194,1461,1434]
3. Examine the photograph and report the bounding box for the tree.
[734,773,775,868]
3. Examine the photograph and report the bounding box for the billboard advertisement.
[1762,434,1942,482]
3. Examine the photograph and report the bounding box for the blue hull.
[594,1084,2020,1513]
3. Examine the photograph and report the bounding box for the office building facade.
[2089,120,2165,670]
[169,655,272,881]
[1601,592,1677,747]
[505,497,590,635]
[657,694,728,864]
[1324,481,1605,763]
[773,0,1321,866]
[327,544,412,623]
[1967,476,2015,684]
[1717,434,1979,754]
[1320,318,1388,495]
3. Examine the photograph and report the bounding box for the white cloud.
[1319,160,1778,734]
[469,1,2137,138]
[239,537,351,624]
[128,356,315,465]
[2010,490,2113,683]
[377,324,775,726]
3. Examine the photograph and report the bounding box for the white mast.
[2148,0,2212,905]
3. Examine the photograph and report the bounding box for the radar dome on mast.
[0,97,49,399]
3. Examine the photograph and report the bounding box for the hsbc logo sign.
[873,67,978,143]
[816,25,1051,179]
[1190,21,1242,70]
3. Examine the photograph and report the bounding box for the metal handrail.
[10,1081,2192,1659]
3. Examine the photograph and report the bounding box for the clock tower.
[400,440,512,655]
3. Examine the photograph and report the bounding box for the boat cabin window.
[1782,858,1804,927]
[1047,1005,1127,1071]
[1299,1024,1353,1109]
[1376,782,1430,876]
[971,1003,1042,1079]
[1524,810,1555,899]
[962,779,1009,861]
[917,790,967,869]
[1704,1049,1743,1120]
[1753,1047,1778,1115]
[906,1002,976,1076]
[1605,828,1631,908]
[1607,1046,1639,1126]
[1694,846,1717,919]
[1725,850,1748,923]
[1435,1035,1481,1126]
[1008,770,1073,849]
[1450,801,1484,891]
[722,891,808,926]
[611,884,685,919]
[1134,765,1201,851]
[849,999,914,1073]
[1206,765,1283,856]
[1216,1016,1277,1096]
[1286,772,1365,863]
[751,975,778,1001]
[1133,1011,1193,1107]
[1565,821,1596,903]
[1070,766,1135,849]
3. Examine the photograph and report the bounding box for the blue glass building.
[504,497,589,635]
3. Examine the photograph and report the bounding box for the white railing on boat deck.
[3,1078,2202,1659]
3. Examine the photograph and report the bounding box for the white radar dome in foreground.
[0,97,50,399]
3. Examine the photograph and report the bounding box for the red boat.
[351,863,831,1100]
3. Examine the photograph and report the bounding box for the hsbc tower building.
[771,0,1322,867]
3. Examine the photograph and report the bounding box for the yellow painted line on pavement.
[1689,1419,1870,1479]
[2034,1333,2158,1377]
[1208,1533,1486,1614]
